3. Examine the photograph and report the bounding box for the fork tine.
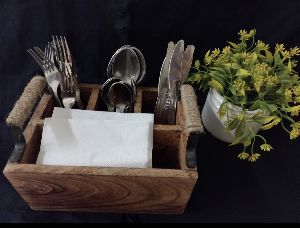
[66,67,73,93]
[27,49,45,71]
[63,36,72,64]
[56,36,64,62]
[33,47,45,60]
[34,47,55,71]
[60,36,68,64]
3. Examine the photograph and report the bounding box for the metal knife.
[168,40,184,99]
[165,40,184,124]
[158,41,175,97]
[155,42,175,124]
[181,45,195,83]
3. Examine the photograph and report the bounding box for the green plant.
[189,29,300,162]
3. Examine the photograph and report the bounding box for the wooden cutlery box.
[3,76,203,214]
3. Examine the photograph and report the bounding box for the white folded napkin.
[52,107,154,122]
[36,109,153,168]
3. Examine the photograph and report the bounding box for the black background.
[1,0,300,223]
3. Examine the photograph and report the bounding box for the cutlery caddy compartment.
[4,76,203,214]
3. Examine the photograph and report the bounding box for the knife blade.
[168,40,184,99]
[181,45,195,82]
[164,40,184,124]
[158,41,175,97]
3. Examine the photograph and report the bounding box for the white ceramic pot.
[201,88,263,143]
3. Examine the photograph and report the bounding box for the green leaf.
[236,69,251,77]
[253,116,277,125]
[223,63,241,69]
[277,70,290,81]
[188,73,201,82]
[248,100,261,111]
[261,117,281,130]
[251,52,258,63]
[228,41,239,50]
[208,79,224,94]
[218,101,227,118]
[226,118,240,131]
[248,100,276,113]
[195,60,200,70]
[274,51,283,67]
[231,124,252,146]
[205,50,211,58]
[209,72,226,87]
[266,104,277,113]
[288,59,292,74]
[265,50,273,64]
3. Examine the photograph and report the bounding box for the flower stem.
[256,135,267,143]
[278,111,295,124]
[281,121,291,134]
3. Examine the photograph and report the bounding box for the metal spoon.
[119,45,146,84]
[101,78,121,111]
[108,82,133,113]
[111,47,140,84]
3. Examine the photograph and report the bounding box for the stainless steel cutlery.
[154,40,195,125]
[102,45,146,113]
[28,36,83,109]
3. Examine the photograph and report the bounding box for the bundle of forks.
[28,36,83,109]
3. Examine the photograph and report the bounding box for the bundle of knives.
[154,40,195,125]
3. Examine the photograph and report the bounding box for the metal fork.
[52,36,83,109]
[61,68,76,109]
[27,47,63,107]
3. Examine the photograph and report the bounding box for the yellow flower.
[238,29,248,39]
[294,86,300,96]
[254,76,264,92]
[248,153,261,162]
[290,127,300,140]
[282,50,291,60]
[291,122,300,129]
[222,46,231,55]
[232,78,246,96]
[238,29,256,40]
[212,48,221,58]
[284,105,300,116]
[224,120,232,127]
[265,75,278,86]
[295,96,300,103]
[237,112,245,121]
[292,110,299,117]
[285,89,293,102]
[275,44,285,52]
[257,40,269,50]
[205,56,213,65]
[260,144,273,152]
[289,47,300,57]
[238,152,250,160]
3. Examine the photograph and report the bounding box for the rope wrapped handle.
[6,76,47,129]
[180,84,204,168]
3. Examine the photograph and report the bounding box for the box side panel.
[4,170,197,214]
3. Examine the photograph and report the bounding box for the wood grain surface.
[4,164,197,214]
[4,84,199,214]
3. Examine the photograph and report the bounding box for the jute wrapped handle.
[181,84,204,168]
[6,76,47,129]
[181,84,203,134]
